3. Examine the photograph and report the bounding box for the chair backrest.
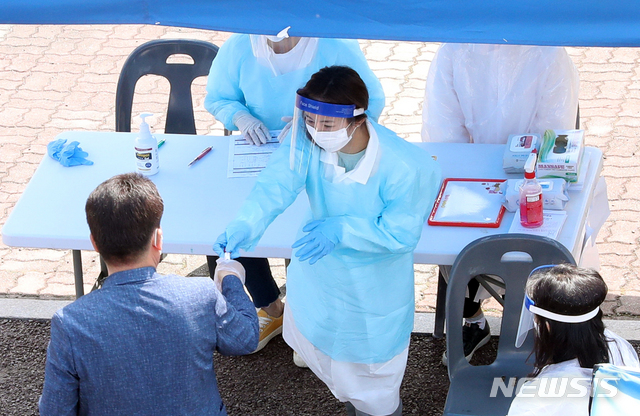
[444,233,576,416]
[115,39,219,134]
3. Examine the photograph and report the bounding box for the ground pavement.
[0,25,639,319]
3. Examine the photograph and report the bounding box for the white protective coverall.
[421,43,579,144]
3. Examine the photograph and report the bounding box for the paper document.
[508,210,568,239]
[227,130,281,178]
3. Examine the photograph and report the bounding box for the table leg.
[433,269,447,338]
[72,250,84,299]
[100,256,108,277]
[89,256,109,291]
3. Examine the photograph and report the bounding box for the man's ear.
[90,234,99,253]
[153,228,163,251]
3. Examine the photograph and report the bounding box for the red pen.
[187,146,213,167]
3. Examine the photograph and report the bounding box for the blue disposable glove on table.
[292,219,341,265]
[47,139,93,167]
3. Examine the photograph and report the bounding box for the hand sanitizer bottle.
[519,152,543,228]
[134,113,159,176]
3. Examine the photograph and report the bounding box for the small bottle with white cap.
[134,113,159,176]
[519,152,543,227]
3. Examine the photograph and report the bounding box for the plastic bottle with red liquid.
[519,152,544,227]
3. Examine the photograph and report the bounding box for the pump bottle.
[134,113,159,175]
[519,152,543,227]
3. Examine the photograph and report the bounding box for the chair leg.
[434,269,447,338]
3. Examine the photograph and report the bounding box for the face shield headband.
[295,95,365,118]
[524,293,600,323]
[515,264,601,348]
[290,94,364,171]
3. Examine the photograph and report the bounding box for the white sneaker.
[293,351,309,368]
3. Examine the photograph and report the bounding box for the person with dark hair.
[214,65,441,416]
[508,264,639,415]
[205,32,385,356]
[39,173,258,416]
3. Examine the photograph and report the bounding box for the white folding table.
[2,131,603,300]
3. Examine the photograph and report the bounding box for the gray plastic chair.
[443,233,576,416]
[115,39,219,134]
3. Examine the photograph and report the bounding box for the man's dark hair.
[85,173,164,264]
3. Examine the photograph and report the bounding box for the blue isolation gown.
[204,34,385,131]
[225,120,441,364]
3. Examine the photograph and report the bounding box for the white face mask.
[306,123,354,153]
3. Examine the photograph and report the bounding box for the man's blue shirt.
[39,267,258,416]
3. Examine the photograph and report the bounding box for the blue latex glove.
[47,139,93,167]
[213,228,249,259]
[292,219,340,265]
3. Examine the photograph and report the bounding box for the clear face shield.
[290,94,364,174]
[515,265,602,348]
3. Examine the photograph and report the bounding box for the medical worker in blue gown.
[214,66,441,416]
[204,32,385,354]
[205,33,385,144]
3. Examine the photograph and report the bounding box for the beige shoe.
[293,351,309,368]
[252,309,283,353]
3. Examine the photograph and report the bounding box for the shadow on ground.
[3,318,639,415]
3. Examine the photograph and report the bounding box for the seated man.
[39,173,258,416]
[422,43,585,365]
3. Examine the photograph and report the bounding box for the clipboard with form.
[428,178,507,228]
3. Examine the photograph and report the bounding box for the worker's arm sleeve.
[204,41,251,131]
[421,46,470,143]
[335,158,441,254]
[39,313,79,416]
[337,40,386,122]
[533,48,580,132]
[226,136,306,251]
[215,275,259,356]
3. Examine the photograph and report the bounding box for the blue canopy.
[1,1,639,47]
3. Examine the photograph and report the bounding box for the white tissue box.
[502,178,569,212]
[503,133,541,174]
[536,129,584,183]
